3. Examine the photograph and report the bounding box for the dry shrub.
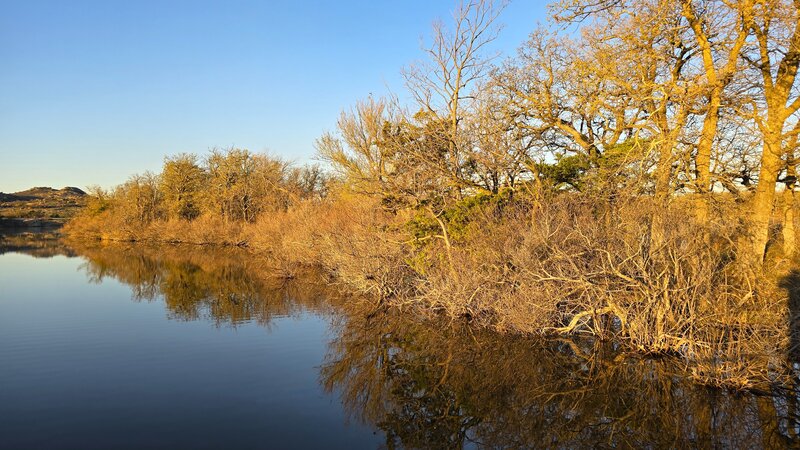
[399,193,792,388]
[243,194,415,299]
[63,209,139,241]
[70,213,248,246]
[406,202,554,329]
[145,216,245,246]
[305,196,416,299]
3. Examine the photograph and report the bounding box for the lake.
[1,233,798,449]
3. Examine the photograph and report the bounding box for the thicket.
[65,0,800,389]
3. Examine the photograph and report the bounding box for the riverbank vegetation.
[64,0,800,390]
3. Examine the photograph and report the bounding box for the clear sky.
[0,0,547,193]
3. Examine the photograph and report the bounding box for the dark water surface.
[1,234,799,449]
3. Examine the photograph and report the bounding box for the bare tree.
[316,97,396,197]
[681,0,753,222]
[402,0,506,195]
[742,0,800,261]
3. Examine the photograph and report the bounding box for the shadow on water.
[6,232,800,448]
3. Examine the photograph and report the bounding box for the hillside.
[0,187,88,228]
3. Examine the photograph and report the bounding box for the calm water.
[1,233,798,449]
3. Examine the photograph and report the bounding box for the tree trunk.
[652,140,675,245]
[695,92,720,224]
[427,205,456,276]
[783,187,796,258]
[783,155,797,258]
[751,130,783,262]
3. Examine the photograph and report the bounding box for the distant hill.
[0,186,88,229]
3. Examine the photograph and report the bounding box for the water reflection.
[5,233,799,448]
[0,236,382,449]
[0,231,76,258]
[74,243,332,326]
[322,313,800,448]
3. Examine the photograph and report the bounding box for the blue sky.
[0,0,547,193]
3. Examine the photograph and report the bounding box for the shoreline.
[58,218,799,393]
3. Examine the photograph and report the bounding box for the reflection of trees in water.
[74,243,333,326]
[322,313,800,449]
[0,232,76,258]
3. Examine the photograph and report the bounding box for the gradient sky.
[0,0,547,193]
